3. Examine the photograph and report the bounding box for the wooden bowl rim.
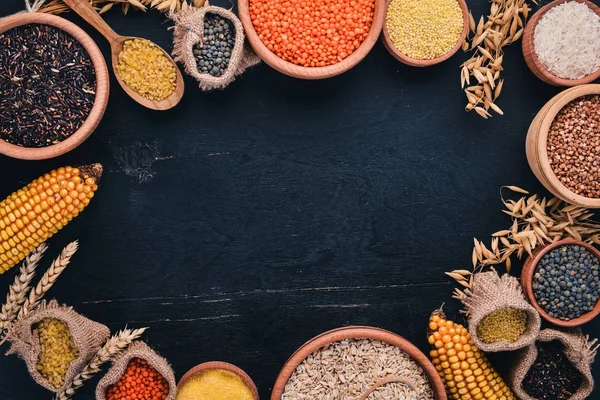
[522,0,600,87]
[0,12,109,160]
[177,361,259,400]
[521,238,600,327]
[381,0,469,67]
[270,326,447,400]
[534,84,600,207]
[237,0,386,79]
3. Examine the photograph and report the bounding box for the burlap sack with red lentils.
[96,341,177,400]
[461,271,541,352]
[509,329,598,400]
[5,300,110,393]
[171,5,260,91]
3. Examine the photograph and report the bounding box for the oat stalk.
[0,244,48,334]
[17,241,78,319]
[40,0,206,15]
[448,186,600,298]
[56,327,148,400]
[461,0,532,118]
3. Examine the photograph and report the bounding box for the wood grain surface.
[0,0,599,399]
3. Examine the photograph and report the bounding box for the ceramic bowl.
[381,0,469,66]
[521,238,600,327]
[177,361,259,399]
[525,84,600,207]
[237,0,386,79]
[0,12,109,160]
[522,0,600,87]
[270,326,447,400]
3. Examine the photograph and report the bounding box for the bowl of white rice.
[522,0,600,86]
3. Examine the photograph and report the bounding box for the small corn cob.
[428,308,516,400]
[0,164,102,273]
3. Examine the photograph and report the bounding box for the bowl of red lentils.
[238,0,386,79]
[526,84,600,208]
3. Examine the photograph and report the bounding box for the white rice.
[534,1,600,79]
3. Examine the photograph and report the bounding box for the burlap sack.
[171,6,260,91]
[5,300,110,393]
[96,342,176,400]
[462,271,541,352]
[510,329,598,400]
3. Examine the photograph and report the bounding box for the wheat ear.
[56,327,148,400]
[0,244,48,334]
[18,241,78,319]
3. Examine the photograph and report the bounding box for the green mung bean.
[476,308,527,344]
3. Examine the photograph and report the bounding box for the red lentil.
[106,358,169,400]
[249,0,375,67]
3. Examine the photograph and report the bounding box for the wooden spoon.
[62,0,184,110]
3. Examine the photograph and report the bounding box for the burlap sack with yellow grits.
[171,5,260,91]
[5,300,110,393]
[462,271,541,352]
[509,329,598,400]
[96,341,177,400]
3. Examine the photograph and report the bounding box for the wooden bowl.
[270,326,447,400]
[177,361,259,400]
[522,0,600,87]
[521,239,600,327]
[382,0,469,67]
[0,13,109,160]
[525,84,600,207]
[238,0,386,79]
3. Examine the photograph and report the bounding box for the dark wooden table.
[1,0,599,399]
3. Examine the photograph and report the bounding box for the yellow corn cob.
[0,164,102,273]
[427,308,516,400]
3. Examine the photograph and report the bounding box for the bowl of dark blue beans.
[522,239,600,327]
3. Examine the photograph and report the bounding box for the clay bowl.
[178,361,259,399]
[382,0,469,67]
[238,0,386,79]
[525,84,600,207]
[270,326,447,400]
[521,239,600,327]
[522,0,600,87]
[0,12,109,160]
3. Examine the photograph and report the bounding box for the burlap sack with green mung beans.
[96,341,177,400]
[462,271,541,352]
[171,5,260,91]
[509,329,598,400]
[5,300,110,393]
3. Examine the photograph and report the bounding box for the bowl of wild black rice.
[0,12,109,160]
[521,238,600,327]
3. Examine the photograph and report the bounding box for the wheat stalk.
[17,241,78,319]
[56,327,148,400]
[40,0,206,15]
[0,244,48,335]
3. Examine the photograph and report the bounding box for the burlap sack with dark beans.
[96,341,177,400]
[171,5,260,91]
[5,300,110,393]
[462,271,541,352]
[510,329,598,400]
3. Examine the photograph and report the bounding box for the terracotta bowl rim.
[237,0,386,79]
[0,12,109,160]
[521,238,600,327]
[381,0,470,67]
[177,360,259,399]
[522,0,600,87]
[270,325,447,400]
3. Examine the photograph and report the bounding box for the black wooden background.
[1,0,599,399]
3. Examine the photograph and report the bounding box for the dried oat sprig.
[56,327,148,400]
[461,0,532,118]
[17,241,78,319]
[0,244,48,334]
[448,186,600,297]
[40,0,206,15]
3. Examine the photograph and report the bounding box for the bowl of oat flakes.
[272,326,446,400]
